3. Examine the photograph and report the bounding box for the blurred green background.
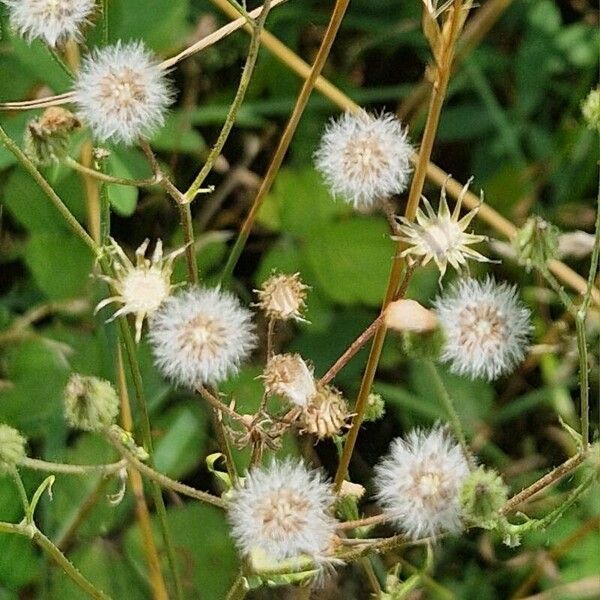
[0,0,599,598]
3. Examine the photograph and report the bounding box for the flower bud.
[64,374,119,432]
[23,107,80,166]
[384,299,437,333]
[0,424,26,473]
[338,480,366,500]
[513,216,559,272]
[262,353,316,407]
[460,467,508,529]
[255,272,309,322]
[363,393,385,423]
[582,87,600,131]
[301,385,350,439]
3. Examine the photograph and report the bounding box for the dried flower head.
[434,277,531,381]
[301,385,350,440]
[314,110,412,211]
[374,425,470,539]
[96,238,184,342]
[262,353,316,407]
[2,0,95,46]
[74,41,174,145]
[0,424,26,472]
[393,179,490,280]
[228,459,337,561]
[148,286,257,388]
[64,374,119,432]
[255,272,309,322]
[23,107,80,166]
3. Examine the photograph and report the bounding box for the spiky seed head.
[513,216,559,272]
[64,374,119,432]
[434,277,531,381]
[2,0,95,46]
[262,353,316,407]
[393,179,490,281]
[228,459,337,561]
[23,107,81,166]
[148,286,257,388]
[582,87,600,130]
[96,238,184,342]
[314,110,412,211]
[374,425,470,539]
[74,41,174,145]
[301,385,350,440]
[0,424,26,473]
[255,272,309,322]
[460,466,508,529]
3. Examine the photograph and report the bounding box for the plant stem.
[11,468,30,516]
[20,457,126,476]
[0,521,112,600]
[184,0,273,202]
[219,0,351,284]
[225,572,248,600]
[333,2,468,492]
[499,451,588,515]
[106,429,228,509]
[424,360,471,464]
[64,157,159,187]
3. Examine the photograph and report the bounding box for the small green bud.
[401,327,445,360]
[513,216,559,272]
[64,374,119,432]
[0,424,27,473]
[582,87,600,131]
[23,107,80,166]
[460,467,508,529]
[363,393,385,423]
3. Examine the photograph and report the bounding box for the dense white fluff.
[148,287,256,388]
[228,459,337,561]
[374,426,470,539]
[314,111,412,211]
[73,41,173,145]
[2,0,95,46]
[434,277,531,381]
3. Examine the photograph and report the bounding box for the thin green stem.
[48,47,74,78]
[219,0,351,285]
[225,572,248,600]
[102,0,109,45]
[0,521,111,600]
[575,315,589,449]
[106,428,228,509]
[64,157,159,188]
[424,360,472,464]
[10,468,30,516]
[0,124,98,255]
[184,0,272,202]
[20,457,126,476]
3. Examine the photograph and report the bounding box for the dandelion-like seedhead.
[255,272,309,322]
[74,41,174,145]
[148,286,257,388]
[314,110,412,211]
[394,179,490,280]
[262,353,316,407]
[228,459,337,561]
[374,426,470,539]
[96,238,184,342]
[434,277,531,381]
[2,0,95,47]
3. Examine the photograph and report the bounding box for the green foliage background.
[0,0,598,598]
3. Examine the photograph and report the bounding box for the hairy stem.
[20,457,126,476]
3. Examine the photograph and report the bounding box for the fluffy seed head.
[434,277,531,381]
[148,286,257,388]
[64,374,119,432]
[255,272,309,322]
[2,0,95,46]
[0,424,26,472]
[301,385,350,439]
[96,238,184,342]
[314,110,412,211]
[394,179,490,280]
[228,459,337,561]
[262,353,316,407]
[74,41,174,145]
[374,425,470,539]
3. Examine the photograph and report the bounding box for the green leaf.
[105,150,147,217]
[25,231,94,300]
[303,218,394,306]
[150,111,205,155]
